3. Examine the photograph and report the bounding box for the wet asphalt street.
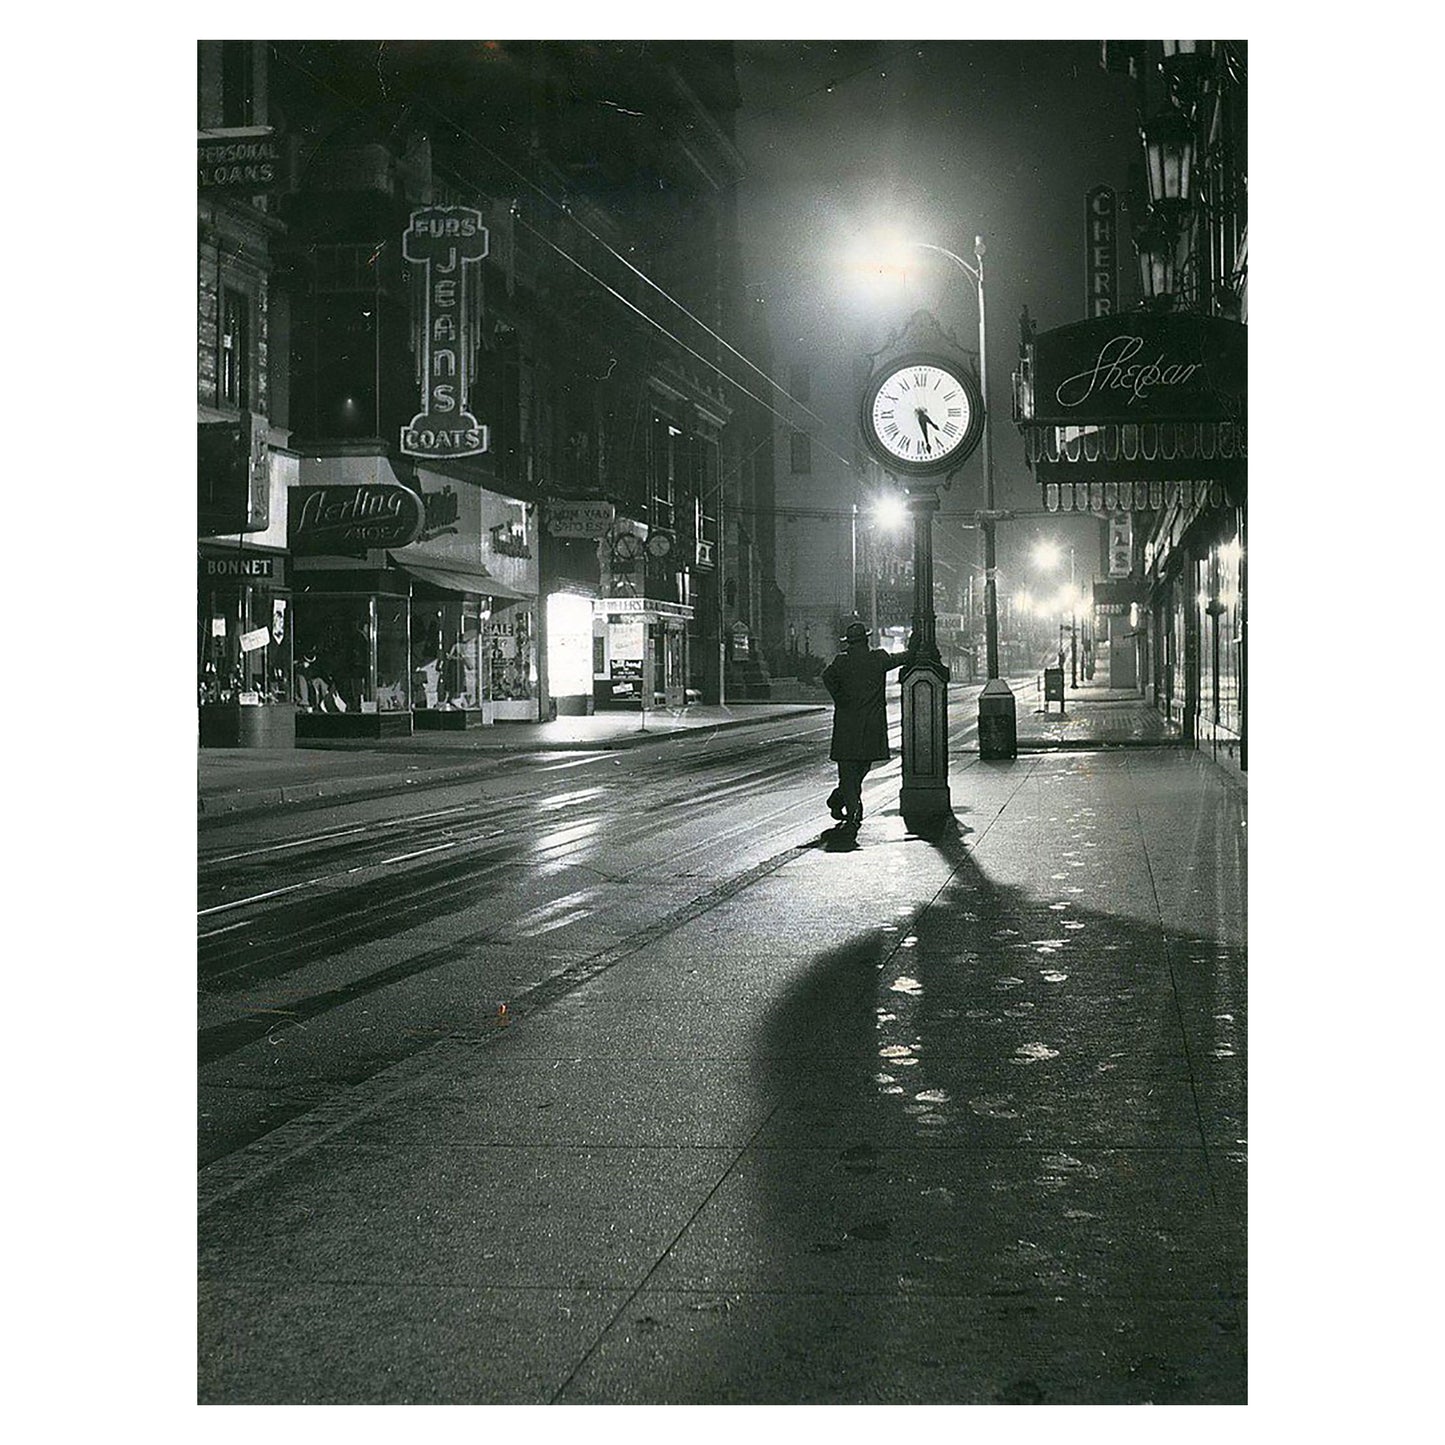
[200,698,921,1163]
[198,684,1246,1403]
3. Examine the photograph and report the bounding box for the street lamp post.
[1034,540,1083,688]
[1063,545,1078,687]
[1069,584,1079,688]
[850,503,859,624]
[911,237,1017,759]
[865,492,907,640]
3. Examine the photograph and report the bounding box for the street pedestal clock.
[860,353,984,481]
[858,319,985,823]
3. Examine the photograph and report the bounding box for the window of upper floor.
[221,41,256,129]
[219,285,252,410]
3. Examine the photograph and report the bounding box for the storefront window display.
[1214,536,1243,738]
[293,593,411,716]
[603,615,647,704]
[1164,583,1185,725]
[545,592,594,713]
[198,573,292,707]
[485,603,537,704]
[410,595,485,712]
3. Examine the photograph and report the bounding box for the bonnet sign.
[402,206,490,460]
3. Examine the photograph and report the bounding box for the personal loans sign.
[401,206,490,460]
[198,127,284,194]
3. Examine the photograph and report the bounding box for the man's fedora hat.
[840,621,871,644]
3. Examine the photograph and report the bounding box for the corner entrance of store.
[592,598,694,710]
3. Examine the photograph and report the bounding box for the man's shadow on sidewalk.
[816,824,862,853]
[671,804,1247,1404]
[813,790,973,854]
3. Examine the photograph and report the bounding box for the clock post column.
[899,488,952,822]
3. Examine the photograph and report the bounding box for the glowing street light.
[872,494,908,530]
[1033,539,1085,687]
[848,492,910,639]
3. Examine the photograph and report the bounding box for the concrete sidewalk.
[198,679,1184,819]
[1014,675,1182,748]
[198,745,1246,1404]
[197,703,827,818]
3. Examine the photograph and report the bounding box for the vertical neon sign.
[1085,186,1118,318]
[402,206,490,459]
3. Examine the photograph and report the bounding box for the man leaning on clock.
[820,620,915,831]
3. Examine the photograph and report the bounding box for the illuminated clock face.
[861,354,983,476]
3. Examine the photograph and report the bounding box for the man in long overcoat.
[821,621,911,828]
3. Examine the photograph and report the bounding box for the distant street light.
[1033,540,1081,687]
[872,494,908,531]
[850,492,908,637]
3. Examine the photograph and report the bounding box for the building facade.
[1015,40,1247,773]
[197,40,299,746]
[199,41,773,742]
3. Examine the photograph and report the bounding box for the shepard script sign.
[1028,315,1246,424]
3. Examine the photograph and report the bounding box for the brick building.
[198,41,777,740]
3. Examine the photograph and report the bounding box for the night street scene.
[192,35,1251,1407]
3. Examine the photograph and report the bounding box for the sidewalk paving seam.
[198,755,1057,1205]
[549,1097,791,1402]
[199,831,821,1209]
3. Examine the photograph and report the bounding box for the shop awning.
[388,551,529,600]
[1015,312,1247,509]
[594,597,694,622]
[1018,313,1246,426]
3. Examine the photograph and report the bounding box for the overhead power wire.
[401,79,847,438]
[514,214,858,471]
[738,42,916,120]
[271,43,864,466]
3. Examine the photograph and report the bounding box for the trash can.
[1043,666,1065,713]
[978,677,1017,760]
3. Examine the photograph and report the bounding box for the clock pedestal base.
[899,660,952,823]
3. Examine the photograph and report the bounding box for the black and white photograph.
[188,31,1251,1408]
[23,16,1432,1425]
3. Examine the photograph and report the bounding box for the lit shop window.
[546,592,594,697]
[410,598,484,712]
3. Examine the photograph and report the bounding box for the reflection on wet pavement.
[727,761,1246,1402]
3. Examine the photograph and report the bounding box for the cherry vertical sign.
[1085,186,1117,318]
[402,206,490,459]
